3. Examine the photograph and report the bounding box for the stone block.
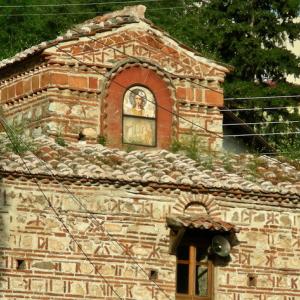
[82,127,97,138]
[32,261,55,270]
[103,223,123,232]
[86,107,99,119]
[48,102,70,115]
[31,279,44,292]
[48,237,66,252]
[71,105,85,117]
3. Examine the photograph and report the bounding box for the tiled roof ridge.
[0,134,299,202]
[85,5,146,23]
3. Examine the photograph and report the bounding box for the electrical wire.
[224,131,300,137]
[0,118,124,300]
[223,120,300,126]
[0,115,174,300]
[0,0,167,8]
[0,7,185,16]
[220,106,299,112]
[224,95,300,101]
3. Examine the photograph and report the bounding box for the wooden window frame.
[176,243,213,300]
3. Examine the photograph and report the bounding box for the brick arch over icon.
[173,193,221,217]
[101,60,177,149]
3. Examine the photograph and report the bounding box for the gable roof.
[0,5,230,74]
[0,134,299,205]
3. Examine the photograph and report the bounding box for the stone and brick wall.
[0,21,227,151]
[1,177,299,300]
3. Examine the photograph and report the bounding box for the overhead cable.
[0,0,167,8]
[225,95,300,101]
[223,120,300,126]
[0,6,185,16]
[224,132,300,137]
[220,106,299,112]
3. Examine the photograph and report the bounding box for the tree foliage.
[194,0,300,82]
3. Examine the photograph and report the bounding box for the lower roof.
[0,134,299,200]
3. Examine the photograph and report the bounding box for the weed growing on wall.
[55,136,67,147]
[170,134,217,170]
[0,122,36,155]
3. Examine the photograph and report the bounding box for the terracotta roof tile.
[0,134,299,199]
[166,215,239,233]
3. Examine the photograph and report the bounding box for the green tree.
[195,0,300,82]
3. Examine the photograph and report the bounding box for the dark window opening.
[16,259,26,270]
[149,269,158,280]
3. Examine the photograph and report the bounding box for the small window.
[176,243,213,300]
[122,85,156,147]
[16,259,26,270]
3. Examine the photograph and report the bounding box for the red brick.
[15,81,23,96]
[186,87,194,101]
[51,73,68,86]
[71,45,83,55]
[176,87,186,100]
[89,77,98,90]
[1,87,8,102]
[205,89,223,107]
[23,78,31,94]
[32,75,39,90]
[41,72,50,87]
[69,76,88,90]
[7,85,15,99]
[195,88,202,102]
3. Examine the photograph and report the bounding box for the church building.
[0,5,299,300]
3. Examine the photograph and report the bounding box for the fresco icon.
[123,86,156,146]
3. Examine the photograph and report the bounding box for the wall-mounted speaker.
[211,235,231,257]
